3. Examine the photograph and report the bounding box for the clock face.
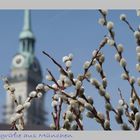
[12,55,25,68]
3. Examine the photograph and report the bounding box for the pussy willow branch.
[47,69,61,89]
[43,51,89,103]
[72,109,84,130]
[121,17,140,69]
[43,51,75,85]
[42,39,111,130]
[83,37,108,80]
[46,80,107,130]
[2,78,24,130]
[122,19,135,33]
[99,10,140,105]
[118,88,135,128]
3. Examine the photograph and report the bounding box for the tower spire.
[19,10,35,40]
[19,10,35,59]
[23,10,31,31]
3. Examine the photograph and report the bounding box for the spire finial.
[23,10,31,31]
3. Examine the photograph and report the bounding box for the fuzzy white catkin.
[121,73,128,80]
[66,110,75,121]
[120,14,126,21]
[64,77,71,85]
[117,44,124,53]
[68,53,74,60]
[52,84,58,90]
[3,84,9,90]
[37,92,43,98]
[104,120,110,129]
[137,78,140,86]
[57,95,64,103]
[64,83,70,88]
[114,53,121,62]
[10,117,16,123]
[95,63,102,73]
[99,86,106,96]
[53,93,60,100]
[36,83,44,90]
[6,90,12,95]
[77,97,86,105]
[23,102,31,109]
[75,80,82,89]
[105,93,110,100]
[136,64,140,72]
[51,100,58,107]
[123,104,127,109]
[50,123,56,129]
[130,102,135,110]
[87,96,94,105]
[16,124,24,130]
[84,103,93,112]
[101,9,108,15]
[120,58,127,67]
[85,71,91,79]
[69,99,78,108]
[99,54,105,63]
[29,91,37,98]
[44,85,50,92]
[117,107,124,115]
[135,112,140,122]
[98,18,105,26]
[15,104,23,112]
[9,86,15,92]
[107,21,114,30]
[67,70,73,78]
[102,78,107,88]
[92,50,97,57]
[107,39,114,46]
[10,113,23,123]
[83,61,90,69]
[60,128,67,131]
[59,74,66,81]
[86,111,94,118]
[79,106,85,112]
[129,76,135,85]
[65,60,72,67]
[129,111,134,117]
[92,59,96,65]
[118,99,124,106]
[57,80,63,87]
[90,78,100,87]
[137,53,140,62]
[105,103,112,111]
[62,56,69,62]
[136,46,140,53]
[97,112,105,120]
[121,123,131,130]
[71,124,78,130]
[134,31,140,39]
[129,97,134,103]
[46,74,53,81]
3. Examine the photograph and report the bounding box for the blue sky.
[0,10,139,130]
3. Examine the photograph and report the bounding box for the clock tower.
[6,10,45,125]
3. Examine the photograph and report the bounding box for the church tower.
[6,10,45,125]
